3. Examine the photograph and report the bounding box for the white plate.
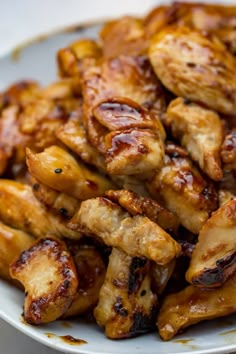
[0,17,235,354]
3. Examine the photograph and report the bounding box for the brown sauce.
[45,332,87,345]
[61,321,73,329]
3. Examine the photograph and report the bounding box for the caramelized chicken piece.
[158,272,236,340]
[165,97,224,181]
[221,129,236,171]
[63,244,106,317]
[94,247,158,338]
[69,197,181,265]
[149,26,236,115]
[10,237,78,324]
[144,5,177,37]
[150,259,176,295]
[105,189,179,233]
[56,111,106,172]
[100,17,148,58]
[0,221,35,283]
[26,145,115,200]
[186,199,236,287]
[0,180,82,239]
[147,143,218,234]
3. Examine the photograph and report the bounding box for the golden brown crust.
[10,237,78,324]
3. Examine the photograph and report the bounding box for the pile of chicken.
[0,1,236,341]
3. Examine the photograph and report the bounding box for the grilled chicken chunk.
[10,237,78,324]
[94,247,158,338]
[149,26,236,115]
[147,143,218,234]
[186,199,236,287]
[165,97,224,181]
[0,222,35,283]
[63,244,106,318]
[26,145,115,200]
[0,179,82,239]
[69,197,181,265]
[105,189,179,233]
[158,272,236,340]
[221,129,236,171]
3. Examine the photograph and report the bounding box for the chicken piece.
[94,247,158,339]
[82,55,166,139]
[105,189,179,234]
[147,142,218,234]
[63,243,106,317]
[0,221,35,283]
[26,145,115,200]
[56,110,106,172]
[158,272,236,341]
[0,179,82,239]
[31,179,80,219]
[221,129,236,171]
[10,237,78,324]
[186,199,236,287]
[150,259,176,295]
[149,26,236,115]
[165,97,224,181]
[69,197,181,265]
[100,17,148,58]
[219,189,235,207]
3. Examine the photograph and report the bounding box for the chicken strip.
[94,247,158,339]
[186,199,236,287]
[147,143,218,234]
[0,179,82,239]
[69,197,181,265]
[221,129,236,171]
[63,243,106,318]
[26,145,115,200]
[149,26,236,115]
[158,272,236,341]
[10,237,78,324]
[165,97,224,181]
[0,221,35,283]
[105,189,179,234]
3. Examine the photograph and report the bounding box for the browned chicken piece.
[147,142,218,234]
[165,97,224,181]
[150,259,176,295]
[105,189,179,233]
[186,199,236,287]
[63,244,106,318]
[91,98,165,175]
[56,110,106,172]
[0,179,82,239]
[94,247,158,339]
[0,221,35,283]
[69,197,181,265]
[149,26,236,115]
[100,16,148,58]
[82,55,166,139]
[31,179,81,219]
[144,5,178,37]
[10,237,78,324]
[57,39,101,80]
[221,129,236,171]
[157,272,236,341]
[26,146,115,200]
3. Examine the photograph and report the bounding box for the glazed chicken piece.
[186,198,236,287]
[91,98,165,175]
[105,189,179,234]
[10,237,78,324]
[26,145,115,200]
[144,5,177,37]
[165,97,224,181]
[150,259,176,295]
[147,143,218,234]
[0,179,82,239]
[221,129,236,171]
[100,16,148,58]
[149,26,236,115]
[63,243,106,318]
[69,197,181,265]
[157,272,236,341]
[0,221,35,283]
[94,247,158,339]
